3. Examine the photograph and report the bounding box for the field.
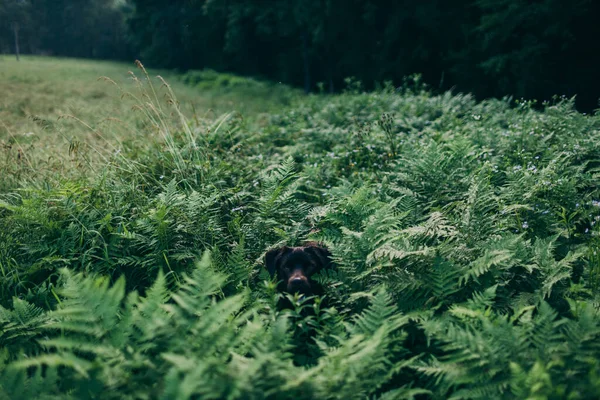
[0,56,297,189]
[1,57,600,399]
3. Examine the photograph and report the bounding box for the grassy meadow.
[0,56,297,189]
[1,57,600,399]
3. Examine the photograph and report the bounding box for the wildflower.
[522,222,529,229]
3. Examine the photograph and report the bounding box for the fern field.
[1,67,600,399]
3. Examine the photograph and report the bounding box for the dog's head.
[265,243,332,296]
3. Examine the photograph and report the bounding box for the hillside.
[1,57,600,399]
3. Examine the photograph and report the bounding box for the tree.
[470,0,600,109]
[1,0,30,60]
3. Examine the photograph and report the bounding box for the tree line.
[0,0,131,61]
[2,0,599,111]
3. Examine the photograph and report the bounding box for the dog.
[264,242,333,297]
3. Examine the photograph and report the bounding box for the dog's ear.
[303,243,332,270]
[265,246,289,277]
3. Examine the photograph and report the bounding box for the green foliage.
[0,256,413,399]
[2,66,600,398]
[0,0,131,59]
[125,0,600,111]
[4,0,600,111]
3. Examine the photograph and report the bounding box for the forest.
[1,0,600,111]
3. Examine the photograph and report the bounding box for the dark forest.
[1,0,599,110]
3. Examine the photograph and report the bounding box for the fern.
[0,297,48,358]
[350,288,408,336]
[459,235,521,286]
[2,67,600,398]
[286,287,414,399]
[426,257,462,307]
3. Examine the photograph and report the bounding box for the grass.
[0,56,300,190]
[1,56,195,137]
[0,56,203,187]
[1,57,600,399]
[0,55,289,138]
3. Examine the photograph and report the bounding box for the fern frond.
[400,211,458,244]
[459,234,525,286]
[372,386,432,400]
[0,297,47,345]
[426,257,461,306]
[351,287,408,335]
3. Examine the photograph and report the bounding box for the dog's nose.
[288,277,310,293]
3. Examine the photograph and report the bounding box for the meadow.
[1,57,600,399]
[0,56,298,190]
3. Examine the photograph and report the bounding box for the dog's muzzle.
[287,276,311,294]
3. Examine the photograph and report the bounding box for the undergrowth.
[1,64,600,399]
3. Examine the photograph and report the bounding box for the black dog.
[264,242,333,297]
